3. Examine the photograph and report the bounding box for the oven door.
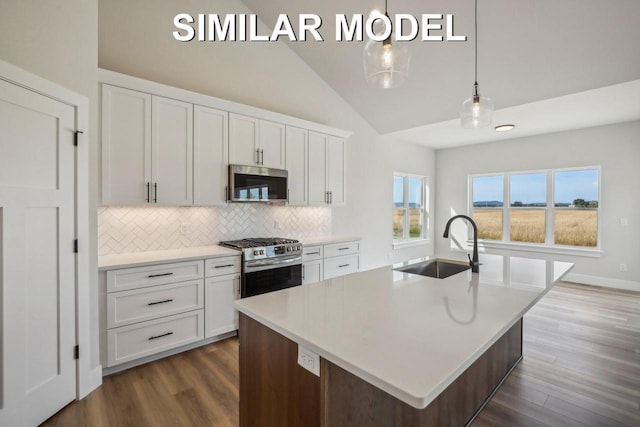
[242,256,302,298]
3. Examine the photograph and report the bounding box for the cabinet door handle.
[148,332,173,341]
[337,247,350,251]
[224,185,229,203]
[153,183,158,203]
[329,191,333,204]
[147,272,174,278]
[260,149,264,165]
[287,189,290,204]
[256,148,260,164]
[146,182,151,203]
[148,299,173,306]
[302,264,305,280]
[325,191,329,204]
[306,251,320,255]
[338,264,350,268]
[214,264,235,268]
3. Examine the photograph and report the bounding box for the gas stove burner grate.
[219,237,300,249]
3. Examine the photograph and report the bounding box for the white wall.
[0,0,102,390]
[98,0,436,270]
[435,120,640,290]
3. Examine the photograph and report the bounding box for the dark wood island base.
[239,313,523,427]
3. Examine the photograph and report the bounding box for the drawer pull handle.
[338,264,350,268]
[148,299,174,306]
[148,332,173,341]
[338,247,350,251]
[306,251,320,255]
[148,272,174,278]
[214,264,235,268]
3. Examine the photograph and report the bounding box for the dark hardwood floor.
[42,282,640,427]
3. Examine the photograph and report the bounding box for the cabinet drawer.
[107,310,204,367]
[107,280,204,329]
[324,241,359,258]
[324,254,359,280]
[302,245,323,261]
[205,256,241,277]
[106,260,204,292]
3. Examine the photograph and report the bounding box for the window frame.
[468,166,602,257]
[393,172,429,246]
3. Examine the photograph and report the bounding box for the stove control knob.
[260,250,265,255]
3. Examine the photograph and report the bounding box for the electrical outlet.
[620,263,628,272]
[179,223,189,235]
[297,345,320,376]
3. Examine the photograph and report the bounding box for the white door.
[152,96,193,205]
[259,120,285,169]
[308,131,328,205]
[0,79,77,425]
[228,113,259,166]
[285,126,308,205]
[194,105,229,206]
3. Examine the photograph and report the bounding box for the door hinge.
[74,345,79,360]
[74,130,84,146]
[74,239,78,253]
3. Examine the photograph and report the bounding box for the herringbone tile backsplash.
[98,205,332,255]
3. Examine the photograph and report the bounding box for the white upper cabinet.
[308,131,328,205]
[308,131,346,205]
[152,96,193,205]
[101,84,152,205]
[102,85,194,206]
[285,126,308,205]
[229,113,285,169]
[194,105,229,206]
[228,113,259,166]
[327,135,346,205]
[99,70,349,207]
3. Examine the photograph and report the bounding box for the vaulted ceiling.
[241,0,640,147]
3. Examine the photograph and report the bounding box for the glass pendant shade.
[363,38,410,89]
[461,83,493,129]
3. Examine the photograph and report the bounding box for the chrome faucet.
[443,215,479,273]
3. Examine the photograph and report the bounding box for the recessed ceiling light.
[494,124,515,132]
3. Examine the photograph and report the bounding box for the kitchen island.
[234,254,573,426]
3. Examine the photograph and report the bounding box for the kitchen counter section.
[301,235,361,246]
[235,254,573,411]
[98,245,239,270]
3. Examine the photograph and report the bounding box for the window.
[393,173,428,242]
[469,167,600,249]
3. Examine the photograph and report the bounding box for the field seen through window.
[473,209,598,247]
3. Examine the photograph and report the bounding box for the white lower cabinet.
[205,273,241,338]
[324,254,359,280]
[302,240,360,284]
[302,260,323,285]
[102,253,241,371]
[107,310,204,367]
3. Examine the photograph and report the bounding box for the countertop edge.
[98,246,240,270]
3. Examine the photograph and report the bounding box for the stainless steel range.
[219,238,303,298]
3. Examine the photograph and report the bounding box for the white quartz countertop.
[301,236,361,246]
[235,254,573,409]
[98,245,240,270]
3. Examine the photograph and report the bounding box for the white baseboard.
[564,273,640,292]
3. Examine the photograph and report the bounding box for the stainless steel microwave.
[228,164,288,203]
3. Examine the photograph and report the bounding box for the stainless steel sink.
[394,259,471,279]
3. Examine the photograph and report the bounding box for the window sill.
[393,239,430,250]
[472,240,603,258]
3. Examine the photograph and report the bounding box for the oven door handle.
[245,256,302,269]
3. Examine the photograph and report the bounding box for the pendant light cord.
[474,0,478,85]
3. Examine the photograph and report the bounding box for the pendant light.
[461,0,493,128]
[363,0,410,89]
